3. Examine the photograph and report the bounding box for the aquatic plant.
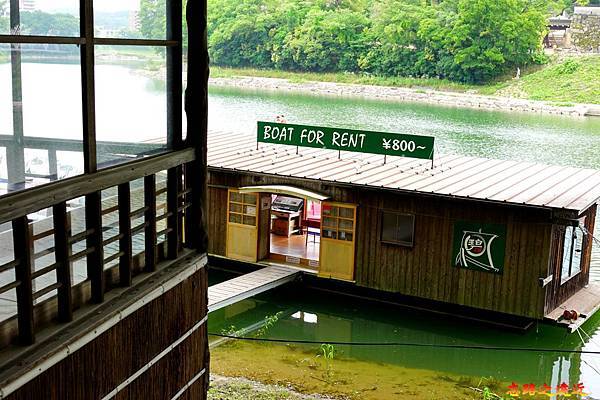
[320,343,335,360]
[254,312,283,338]
[221,325,239,336]
[318,343,336,382]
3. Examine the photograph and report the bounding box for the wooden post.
[12,216,34,345]
[85,192,104,303]
[118,182,132,287]
[48,149,58,180]
[144,174,157,272]
[185,0,209,253]
[167,166,181,259]
[53,202,73,323]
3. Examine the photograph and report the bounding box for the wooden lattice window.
[322,204,355,242]
[228,191,257,227]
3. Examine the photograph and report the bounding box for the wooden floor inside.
[545,283,600,332]
[270,233,319,261]
[208,265,301,312]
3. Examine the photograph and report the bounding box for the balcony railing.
[0,147,200,347]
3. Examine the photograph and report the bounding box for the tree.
[443,0,546,82]
[139,0,189,50]
[0,0,9,33]
[139,0,166,39]
[285,8,369,72]
[20,11,79,36]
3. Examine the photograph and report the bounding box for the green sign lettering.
[257,122,435,160]
[452,221,506,274]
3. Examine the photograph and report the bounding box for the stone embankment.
[210,76,597,117]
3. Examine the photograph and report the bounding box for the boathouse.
[207,123,600,329]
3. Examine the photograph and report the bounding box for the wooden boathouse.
[207,123,600,329]
[0,0,211,398]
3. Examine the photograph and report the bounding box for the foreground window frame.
[0,0,207,347]
[0,0,183,193]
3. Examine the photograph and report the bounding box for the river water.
[2,62,600,396]
[206,86,600,397]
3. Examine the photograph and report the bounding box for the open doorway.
[269,195,321,269]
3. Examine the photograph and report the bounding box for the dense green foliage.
[207,0,556,83]
[20,11,79,36]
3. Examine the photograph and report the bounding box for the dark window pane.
[381,211,414,246]
[397,214,414,245]
[381,212,397,242]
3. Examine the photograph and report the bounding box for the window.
[380,211,414,247]
[322,204,354,242]
[561,225,585,284]
[0,0,180,195]
[228,191,257,227]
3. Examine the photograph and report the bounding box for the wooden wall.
[5,266,209,400]
[208,170,563,319]
[545,204,597,314]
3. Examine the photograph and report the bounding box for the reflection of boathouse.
[208,131,600,330]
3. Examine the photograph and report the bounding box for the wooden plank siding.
[209,169,559,319]
[4,265,208,400]
[544,203,597,314]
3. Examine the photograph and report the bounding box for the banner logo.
[453,222,506,274]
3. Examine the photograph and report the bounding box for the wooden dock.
[208,266,301,312]
[545,283,600,332]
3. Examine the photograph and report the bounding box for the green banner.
[452,221,506,274]
[257,121,435,160]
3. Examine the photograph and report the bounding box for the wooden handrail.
[0,148,195,225]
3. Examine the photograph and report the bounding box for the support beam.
[80,0,97,173]
[118,183,133,287]
[144,174,157,272]
[167,166,181,259]
[85,191,104,303]
[185,0,209,253]
[53,202,73,322]
[12,216,35,345]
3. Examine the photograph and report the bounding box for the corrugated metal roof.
[207,132,600,213]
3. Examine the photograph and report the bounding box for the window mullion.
[167,0,183,150]
[80,0,97,173]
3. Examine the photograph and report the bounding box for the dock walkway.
[545,283,600,332]
[208,266,301,312]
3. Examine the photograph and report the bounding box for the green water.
[209,277,600,397]
[207,87,600,397]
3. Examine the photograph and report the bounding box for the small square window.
[380,211,414,247]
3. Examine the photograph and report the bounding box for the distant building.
[129,10,140,32]
[570,6,600,52]
[546,14,572,48]
[19,0,36,11]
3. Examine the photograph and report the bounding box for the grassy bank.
[211,55,600,105]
